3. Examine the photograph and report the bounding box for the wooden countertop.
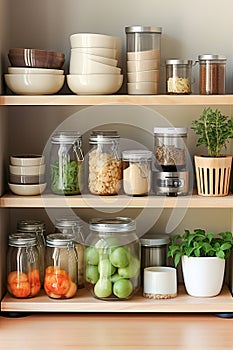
[1,312,233,349]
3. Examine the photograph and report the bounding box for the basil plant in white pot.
[168,229,233,297]
[191,107,233,196]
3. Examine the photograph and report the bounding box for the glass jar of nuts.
[88,130,122,195]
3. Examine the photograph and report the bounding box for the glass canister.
[44,233,78,299]
[122,150,152,196]
[85,217,140,300]
[17,219,46,284]
[154,127,187,170]
[7,233,41,298]
[198,54,226,94]
[166,59,193,94]
[50,131,84,195]
[88,130,122,195]
[55,216,85,288]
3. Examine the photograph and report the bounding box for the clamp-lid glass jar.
[7,233,41,298]
[44,233,78,299]
[55,216,84,288]
[85,217,140,300]
[198,54,226,94]
[122,150,152,196]
[17,219,46,284]
[166,59,193,94]
[88,130,122,195]
[50,131,84,195]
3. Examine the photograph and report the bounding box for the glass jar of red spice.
[198,54,226,95]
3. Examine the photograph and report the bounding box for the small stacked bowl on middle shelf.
[67,33,123,94]
[5,48,65,95]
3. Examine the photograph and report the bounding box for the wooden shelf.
[1,192,233,208]
[1,94,233,106]
[2,285,233,313]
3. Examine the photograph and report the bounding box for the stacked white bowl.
[67,33,123,94]
[5,67,65,95]
[127,49,160,94]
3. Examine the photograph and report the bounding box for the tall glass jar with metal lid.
[122,150,152,196]
[55,216,85,288]
[7,233,41,298]
[85,217,140,300]
[17,219,46,284]
[166,59,193,94]
[198,54,226,94]
[50,131,84,195]
[88,130,122,195]
[44,233,78,299]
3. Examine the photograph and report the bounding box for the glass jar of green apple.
[84,217,140,300]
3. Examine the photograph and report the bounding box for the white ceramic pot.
[181,255,225,297]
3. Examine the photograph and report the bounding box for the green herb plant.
[191,107,233,157]
[168,229,233,267]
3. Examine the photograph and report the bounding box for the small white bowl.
[70,51,118,67]
[127,59,160,72]
[71,47,117,59]
[8,67,64,75]
[5,74,65,95]
[67,74,123,95]
[10,154,44,166]
[127,70,160,83]
[9,164,45,176]
[70,33,121,49]
[69,57,121,75]
[8,183,47,196]
[127,49,160,61]
[127,82,159,95]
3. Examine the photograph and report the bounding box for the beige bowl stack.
[5,48,65,95]
[127,49,160,94]
[8,155,46,196]
[67,33,123,94]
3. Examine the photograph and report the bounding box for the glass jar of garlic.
[88,130,122,195]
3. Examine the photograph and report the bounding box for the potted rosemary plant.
[191,107,233,196]
[168,229,233,297]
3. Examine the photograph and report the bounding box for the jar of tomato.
[44,233,78,299]
[7,233,41,298]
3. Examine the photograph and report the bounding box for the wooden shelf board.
[2,285,233,313]
[1,192,233,209]
[1,94,233,106]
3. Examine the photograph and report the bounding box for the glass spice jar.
[85,217,140,301]
[166,59,193,94]
[50,131,84,195]
[44,233,78,299]
[55,216,85,288]
[122,150,152,196]
[88,130,122,195]
[7,233,41,298]
[198,54,226,94]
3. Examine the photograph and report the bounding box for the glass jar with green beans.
[50,131,84,195]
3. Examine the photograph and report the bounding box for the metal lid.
[140,233,170,246]
[154,127,187,136]
[51,131,82,144]
[198,54,226,61]
[122,150,152,161]
[90,217,136,232]
[46,233,74,247]
[17,219,46,232]
[9,232,37,247]
[166,59,193,65]
[89,130,120,144]
[55,216,82,230]
[125,26,162,34]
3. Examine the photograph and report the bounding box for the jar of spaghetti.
[198,54,226,94]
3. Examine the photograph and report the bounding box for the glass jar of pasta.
[44,233,78,299]
[166,59,193,94]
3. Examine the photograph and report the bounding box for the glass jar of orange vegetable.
[7,233,41,298]
[44,233,78,299]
